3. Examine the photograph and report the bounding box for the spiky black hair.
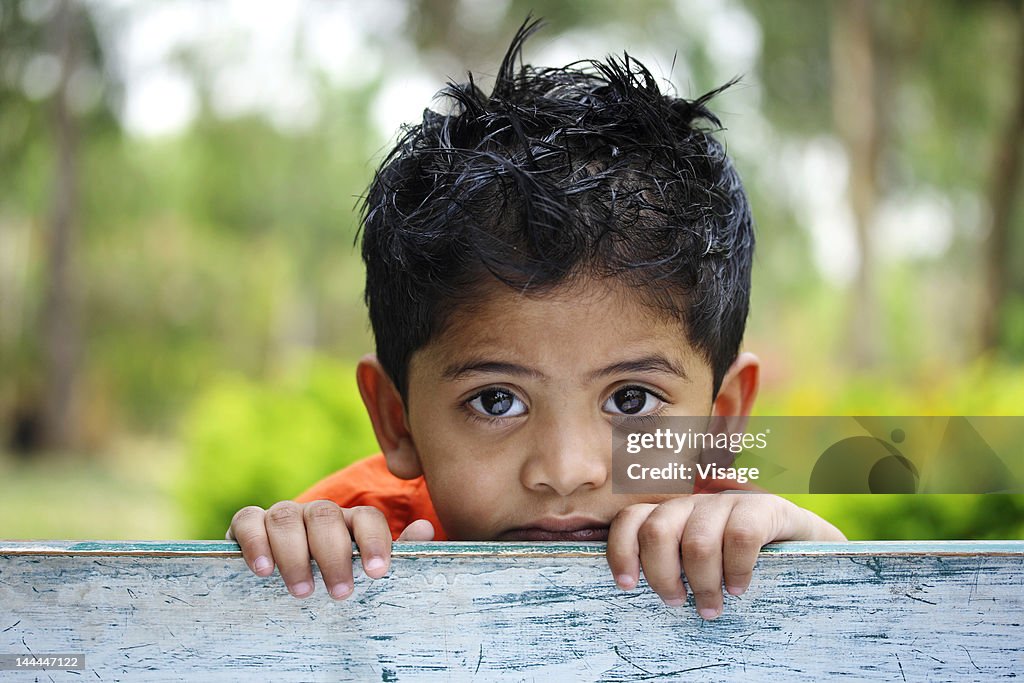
[360,18,754,399]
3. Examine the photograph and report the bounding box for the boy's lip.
[499,517,610,542]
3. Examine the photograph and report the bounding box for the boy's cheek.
[423,472,510,540]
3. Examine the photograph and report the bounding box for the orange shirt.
[294,454,449,541]
[294,454,757,541]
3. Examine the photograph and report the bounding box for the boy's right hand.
[227,501,435,600]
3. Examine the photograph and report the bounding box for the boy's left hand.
[606,493,846,620]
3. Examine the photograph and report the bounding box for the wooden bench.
[1,540,1022,680]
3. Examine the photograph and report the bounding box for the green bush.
[761,360,1024,541]
[177,356,379,538]
[787,494,1024,541]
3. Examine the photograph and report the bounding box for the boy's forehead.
[409,277,710,384]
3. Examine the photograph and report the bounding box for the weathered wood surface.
[1,541,1022,681]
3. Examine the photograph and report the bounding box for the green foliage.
[756,359,1024,416]
[759,360,1024,541]
[789,494,1024,541]
[176,356,379,538]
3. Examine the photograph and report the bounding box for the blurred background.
[1,0,1022,541]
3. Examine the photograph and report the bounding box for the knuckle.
[605,551,631,575]
[681,536,719,563]
[689,586,719,600]
[612,503,651,525]
[651,581,686,601]
[231,505,265,527]
[350,506,389,535]
[303,500,342,525]
[769,496,799,526]
[349,507,392,552]
[637,516,676,546]
[266,501,303,527]
[350,505,386,522]
[232,527,267,551]
[723,525,761,551]
[359,531,390,548]
[605,538,630,560]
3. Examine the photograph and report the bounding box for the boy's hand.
[227,501,435,600]
[606,494,845,620]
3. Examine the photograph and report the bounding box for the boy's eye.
[604,387,663,416]
[467,388,527,418]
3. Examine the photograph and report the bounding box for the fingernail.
[699,607,721,620]
[726,585,746,596]
[364,557,386,573]
[290,581,313,598]
[329,583,353,600]
[253,556,272,574]
[663,597,686,607]
[615,574,636,589]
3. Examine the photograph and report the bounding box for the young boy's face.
[372,277,757,541]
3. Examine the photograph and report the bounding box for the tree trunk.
[40,0,81,451]
[979,2,1024,354]
[832,0,883,368]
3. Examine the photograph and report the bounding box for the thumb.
[396,519,435,541]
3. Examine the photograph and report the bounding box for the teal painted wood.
[1,541,1022,681]
[3,539,1023,555]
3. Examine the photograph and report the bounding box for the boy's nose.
[520,415,610,496]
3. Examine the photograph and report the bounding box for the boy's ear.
[711,352,760,432]
[356,354,424,480]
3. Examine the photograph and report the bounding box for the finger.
[344,506,393,579]
[680,495,737,620]
[303,501,355,600]
[721,496,771,598]
[265,501,315,598]
[771,496,827,541]
[229,506,275,578]
[606,504,657,590]
[396,519,435,542]
[637,497,694,607]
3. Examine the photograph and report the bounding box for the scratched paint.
[2,539,1023,556]
[0,542,1021,681]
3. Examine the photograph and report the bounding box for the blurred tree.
[979,1,1024,354]
[400,1,716,87]
[0,0,119,453]
[40,0,82,452]
[0,0,51,455]
[748,0,1024,366]
[832,0,886,368]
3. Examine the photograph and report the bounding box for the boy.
[228,20,846,621]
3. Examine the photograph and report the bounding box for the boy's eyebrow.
[441,361,547,381]
[440,355,689,382]
[586,356,690,383]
